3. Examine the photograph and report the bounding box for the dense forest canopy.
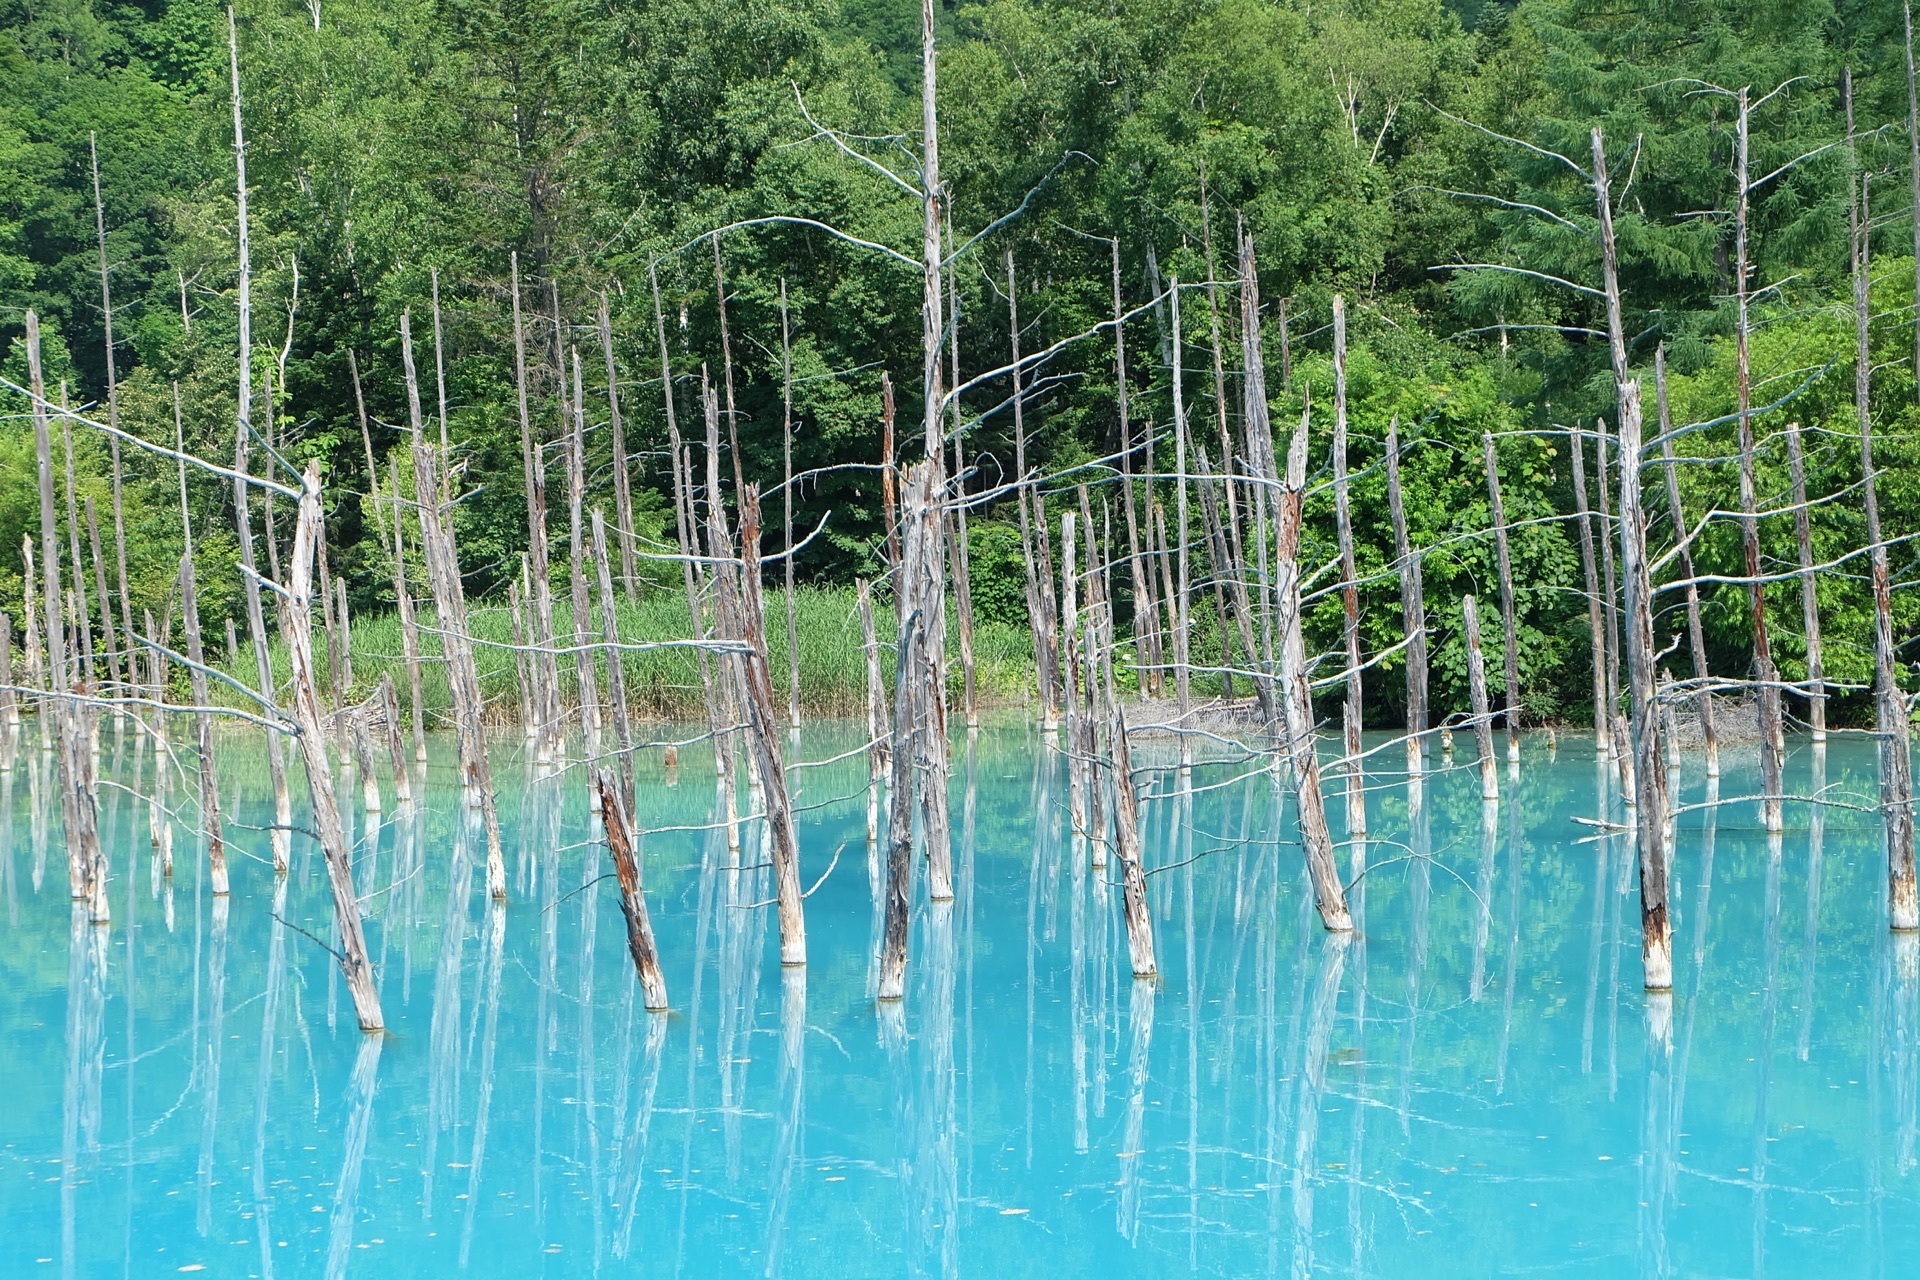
[5,0,1920,726]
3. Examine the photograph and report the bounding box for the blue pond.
[2,722,1918,1278]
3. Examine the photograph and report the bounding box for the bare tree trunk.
[1169,280,1193,754]
[778,280,801,731]
[592,510,635,818]
[568,350,602,760]
[649,258,721,760]
[171,382,224,896]
[1483,432,1523,764]
[1654,348,1717,776]
[286,463,385,1031]
[1384,422,1428,774]
[378,673,411,804]
[859,577,887,845]
[1733,89,1786,833]
[1333,296,1367,830]
[1593,126,1671,990]
[1462,597,1497,800]
[351,706,381,814]
[1569,427,1610,752]
[1007,253,1057,725]
[1595,419,1622,734]
[83,499,122,699]
[1848,116,1917,927]
[1907,3,1920,396]
[513,253,560,763]
[877,608,921,1001]
[27,314,107,919]
[1106,704,1157,977]
[388,454,427,762]
[596,768,668,1010]
[737,488,808,965]
[598,290,639,597]
[89,134,134,681]
[901,460,953,897]
[1784,422,1825,742]
[404,318,507,899]
[1113,239,1160,701]
[1275,412,1354,931]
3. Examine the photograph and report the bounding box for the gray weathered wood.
[1784,422,1826,741]
[286,462,385,1031]
[1483,432,1523,763]
[1384,421,1428,774]
[596,767,668,1010]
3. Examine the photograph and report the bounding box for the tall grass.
[223,584,1035,723]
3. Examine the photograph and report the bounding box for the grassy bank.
[221,584,1035,722]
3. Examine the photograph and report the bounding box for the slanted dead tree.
[738,487,808,966]
[286,462,385,1031]
[596,767,668,1010]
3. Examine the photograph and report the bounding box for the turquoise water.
[2,723,1917,1278]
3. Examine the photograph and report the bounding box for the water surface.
[1,723,1916,1277]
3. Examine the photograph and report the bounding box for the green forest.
[5,0,1920,727]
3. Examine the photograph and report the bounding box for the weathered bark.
[1594,419,1622,733]
[1275,412,1354,931]
[1732,89,1786,834]
[738,487,808,965]
[1784,422,1825,741]
[351,705,381,814]
[1384,422,1428,774]
[1113,239,1161,700]
[778,279,802,731]
[378,673,411,804]
[1006,254,1058,724]
[899,460,953,896]
[1106,704,1158,977]
[876,606,921,1002]
[859,579,889,778]
[596,768,668,1010]
[1483,432,1523,763]
[591,510,635,819]
[171,383,224,897]
[1569,427,1610,751]
[598,290,639,597]
[1462,596,1498,801]
[567,349,602,758]
[1168,280,1193,750]
[1907,4,1920,394]
[1593,126,1671,990]
[89,134,134,684]
[285,463,385,1031]
[1847,114,1917,928]
[1332,296,1367,831]
[1654,347,1717,776]
[27,314,107,919]
[82,498,122,699]
[514,253,561,762]
[387,454,428,763]
[404,319,507,899]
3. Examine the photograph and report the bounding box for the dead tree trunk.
[1384,422,1428,774]
[286,463,385,1031]
[1784,422,1825,741]
[1593,126,1671,990]
[172,382,225,896]
[387,454,427,762]
[779,279,801,731]
[1007,253,1058,725]
[1654,347,1718,776]
[1849,137,1917,927]
[1275,412,1354,931]
[1169,280,1193,751]
[1113,239,1161,700]
[738,487,808,965]
[1594,419,1623,734]
[567,349,602,760]
[596,768,668,1010]
[899,460,953,897]
[876,606,922,1002]
[1106,703,1158,977]
[89,134,135,691]
[378,673,411,804]
[1483,432,1523,764]
[405,321,507,900]
[1462,596,1498,801]
[27,313,107,919]
[592,510,635,817]
[1333,297,1367,831]
[1569,427,1610,752]
[1732,89,1786,833]
[514,253,561,763]
[598,290,639,597]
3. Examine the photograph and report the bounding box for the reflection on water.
[1,722,1918,1277]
